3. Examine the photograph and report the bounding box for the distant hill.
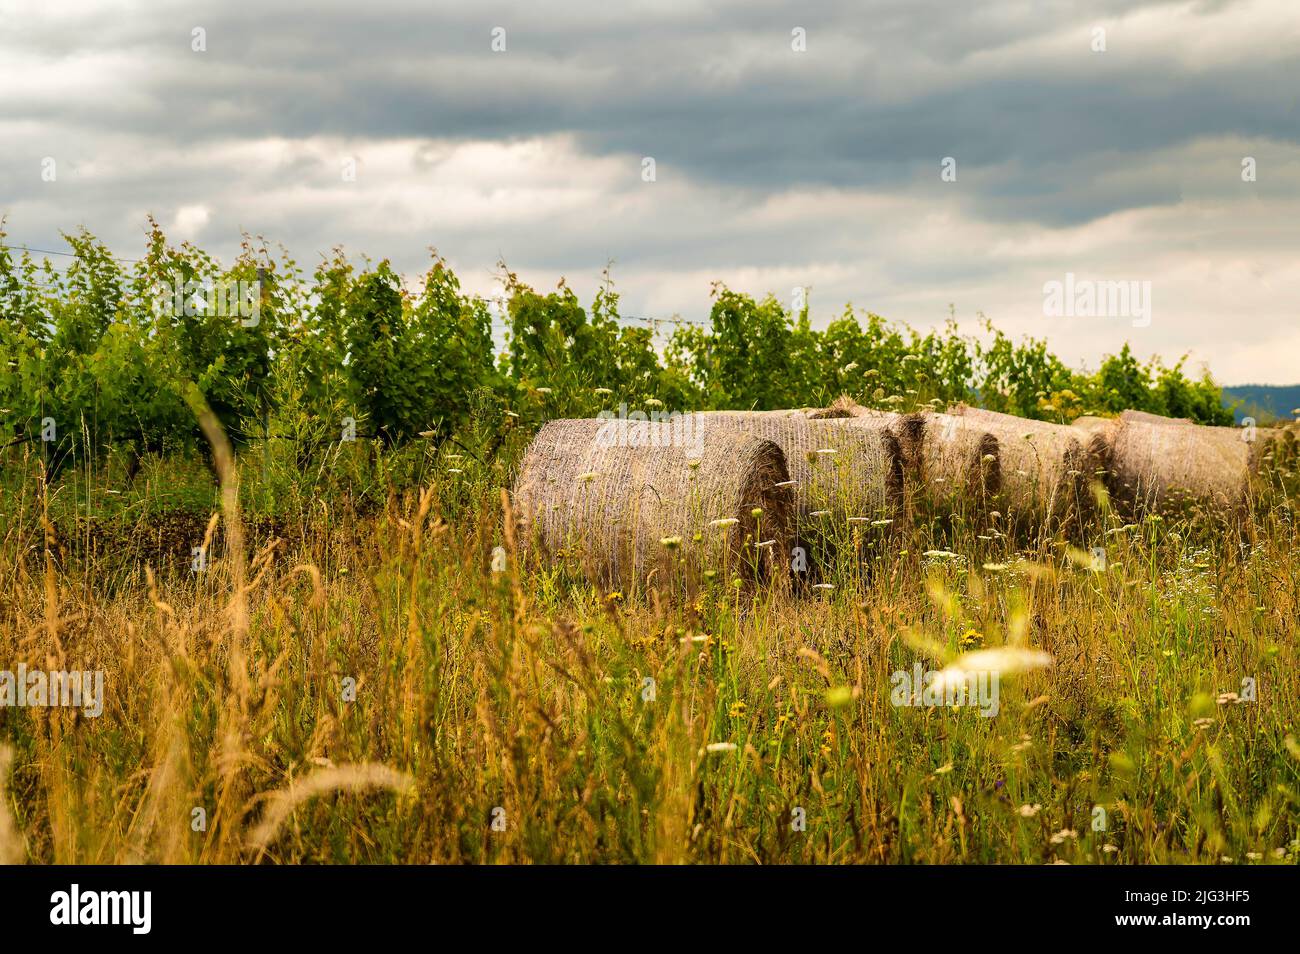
[1222,384,1300,424]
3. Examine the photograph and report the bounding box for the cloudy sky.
[2,0,1298,383]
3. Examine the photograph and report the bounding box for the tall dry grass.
[0,420,1298,864]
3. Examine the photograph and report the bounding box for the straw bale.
[512,418,795,589]
[949,406,1096,527]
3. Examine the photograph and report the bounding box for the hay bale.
[1120,410,1273,458]
[1071,415,1119,437]
[949,406,1096,528]
[1107,417,1254,516]
[911,412,1000,511]
[807,395,869,419]
[512,418,795,590]
[1069,416,1120,498]
[1120,409,1192,426]
[683,412,904,527]
[876,412,924,475]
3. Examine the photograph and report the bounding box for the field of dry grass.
[1,431,1298,865]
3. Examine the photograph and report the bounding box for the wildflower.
[659,536,682,549]
[922,549,961,560]
[812,583,834,591]
[1050,829,1078,845]
[709,517,739,528]
[594,387,613,395]
[932,763,954,776]
[820,728,836,757]
[751,507,763,518]
[605,591,624,604]
[982,562,1008,572]
[535,387,552,395]
[577,471,600,482]
[810,510,831,518]
[1018,804,1042,818]
[1216,692,1240,705]
[645,398,664,408]
[728,701,747,719]
[872,519,893,527]
[959,628,983,649]
[1192,717,1215,730]
[704,742,737,754]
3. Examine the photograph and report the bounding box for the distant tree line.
[0,221,1233,478]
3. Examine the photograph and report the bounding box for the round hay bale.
[911,412,1000,513]
[879,412,925,477]
[843,411,995,520]
[512,418,795,591]
[1069,416,1119,502]
[1071,415,1119,437]
[949,406,1096,530]
[683,412,904,526]
[807,395,869,419]
[1108,417,1254,517]
[1120,409,1192,426]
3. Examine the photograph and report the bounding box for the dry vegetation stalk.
[247,764,416,855]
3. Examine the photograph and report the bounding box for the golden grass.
[0,428,1298,865]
